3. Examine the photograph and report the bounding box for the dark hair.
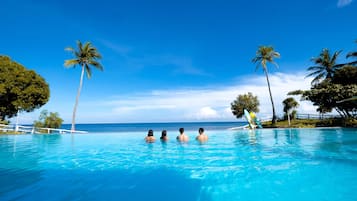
[160,130,167,139]
[199,128,204,134]
[148,129,154,137]
[179,128,184,134]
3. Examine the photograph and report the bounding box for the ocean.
[60,121,247,133]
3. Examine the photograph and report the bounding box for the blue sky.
[1,0,356,123]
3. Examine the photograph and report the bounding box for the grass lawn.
[262,118,357,128]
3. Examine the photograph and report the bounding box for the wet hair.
[160,130,167,139]
[199,128,204,134]
[148,129,154,137]
[179,128,184,134]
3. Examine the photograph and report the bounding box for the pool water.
[1,128,357,201]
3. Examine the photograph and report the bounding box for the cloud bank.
[16,72,318,124]
[90,72,317,123]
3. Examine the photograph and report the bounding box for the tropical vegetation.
[252,46,280,124]
[0,55,49,121]
[34,110,64,130]
[64,41,103,132]
[306,49,344,85]
[290,66,357,118]
[282,97,299,126]
[231,92,260,119]
[262,118,357,128]
[289,40,357,119]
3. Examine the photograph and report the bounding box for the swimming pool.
[1,128,357,201]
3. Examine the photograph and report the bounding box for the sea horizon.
[58,121,247,133]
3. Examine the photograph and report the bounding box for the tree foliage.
[252,46,280,124]
[282,97,299,121]
[64,41,103,131]
[289,65,357,118]
[0,56,50,120]
[34,110,63,129]
[331,65,357,85]
[283,98,299,114]
[306,48,344,85]
[231,92,260,118]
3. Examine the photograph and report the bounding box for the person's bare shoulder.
[146,137,155,143]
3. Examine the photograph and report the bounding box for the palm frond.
[77,40,83,53]
[255,63,261,71]
[311,74,324,85]
[252,56,261,63]
[306,48,343,84]
[65,40,104,77]
[271,61,279,68]
[85,65,92,79]
[306,70,323,78]
[346,61,357,66]
[64,59,79,67]
[307,65,323,71]
[88,60,104,71]
[346,51,357,59]
[252,45,279,71]
[332,50,342,61]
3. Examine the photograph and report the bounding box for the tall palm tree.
[252,46,280,124]
[346,40,357,66]
[306,48,343,85]
[64,41,103,132]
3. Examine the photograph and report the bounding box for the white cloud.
[94,72,318,123]
[15,72,320,124]
[337,0,353,7]
[195,107,219,119]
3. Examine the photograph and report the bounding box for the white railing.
[0,124,87,134]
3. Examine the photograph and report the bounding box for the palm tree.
[64,41,103,132]
[282,97,299,126]
[346,40,357,66]
[306,48,343,85]
[252,46,280,124]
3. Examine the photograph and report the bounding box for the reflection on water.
[232,130,260,146]
[248,130,257,145]
[1,128,357,201]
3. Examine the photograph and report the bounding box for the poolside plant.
[34,110,63,133]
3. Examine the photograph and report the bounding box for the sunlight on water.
[1,128,357,201]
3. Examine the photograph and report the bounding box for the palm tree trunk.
[264,68,277,124]
[71,65,85,132]
[287,111,291,127]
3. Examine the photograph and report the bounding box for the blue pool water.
[1,128,357,201]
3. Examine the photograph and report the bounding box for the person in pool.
[145,129,155,143]
[177,127,189,142]
[160,130,169,141]
[196,127,208,142]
